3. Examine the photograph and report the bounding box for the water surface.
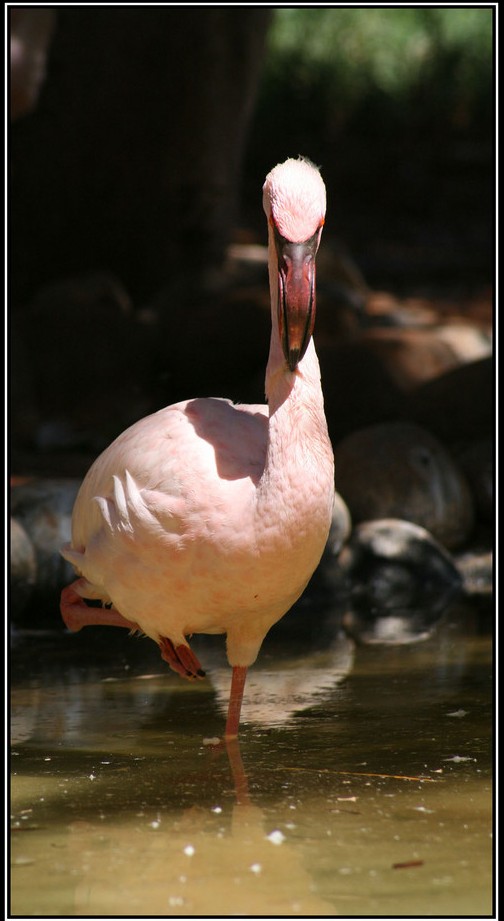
[10,601,492,917]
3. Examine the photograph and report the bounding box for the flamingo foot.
[224,665,248,739]
[159,636,206,680]
[60,579,140,633]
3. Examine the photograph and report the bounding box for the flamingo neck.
[264,227,324,417]
[261,235,331,494]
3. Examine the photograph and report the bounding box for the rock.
[455,439,493,523]
[10,8,55,120]
[10,478,81,621]
[407,356,493,445]
[327,491,352,556]
[326,518,462,645]
[10,518,37,618]
[354,322,491,392]
[319,342,408,444]
[454,550,493,596]
[13,273,153,453]
[334,421,474,549]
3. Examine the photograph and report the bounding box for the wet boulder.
[12,273,153,455]
[407,356,492,445]
[318,341,408,444]
[453,550,493,597]
[327,490,352,556]
[334,421,474,549]
[10,517,37,619]
[455,439,493,524]
[353,322,491,392]
[326,518,462,645]
[11,478,81,623]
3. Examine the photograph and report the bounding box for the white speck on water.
[412,805,434,813]
[267,830,285,845]
[203,737,221,746]
[250,863,262,874]
[443,755,476,763]
[446,709,468,718]
[211,806,222,814]
[184,844,195,856]
[89,774,96,781]
[150,820,161,830]
[44,757,51,762]
[168,896,184,907]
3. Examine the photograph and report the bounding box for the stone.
[10,479,81,620]
[334,421,474,549]
[10,518,37,618]
[327,518,462,645]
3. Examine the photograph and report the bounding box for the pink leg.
[225,665,248,739]
[60,579,140,633]
[159,636,206,680]
[225,736,250,805]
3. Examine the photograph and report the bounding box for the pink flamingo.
[60,157,335,738]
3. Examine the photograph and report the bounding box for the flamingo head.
[263,157,326,372]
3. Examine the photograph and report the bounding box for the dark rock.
[454,550,493,596]
[407,356,493,445]
[319,341,408,444]
[455,439,493,523]
[10,478,81,622]
[12,273,154,454]
[334,421,474,549]
[325,518,462,645]
[10,518,37,618]
[351,323,490,392]
[327,491,352,556]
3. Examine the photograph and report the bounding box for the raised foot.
[159,636,206,680]
[60,579,140,633]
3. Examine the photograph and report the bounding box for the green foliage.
[260,7,493,135]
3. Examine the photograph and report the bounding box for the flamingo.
[60,156,335,738]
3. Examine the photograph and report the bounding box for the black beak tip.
[287,348,301,372]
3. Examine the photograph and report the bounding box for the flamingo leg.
[60,580,140,633]
[225,665,248,739]
[225,736,250,804]
[159,636,206,680]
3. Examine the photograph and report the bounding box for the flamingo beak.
[275,225,322,372]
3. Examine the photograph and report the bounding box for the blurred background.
[9,7,494,623]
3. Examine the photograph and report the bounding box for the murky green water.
[10,601,493,917]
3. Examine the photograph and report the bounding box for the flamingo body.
[60,157,335,736]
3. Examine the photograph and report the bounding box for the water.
[10,600,493,917]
